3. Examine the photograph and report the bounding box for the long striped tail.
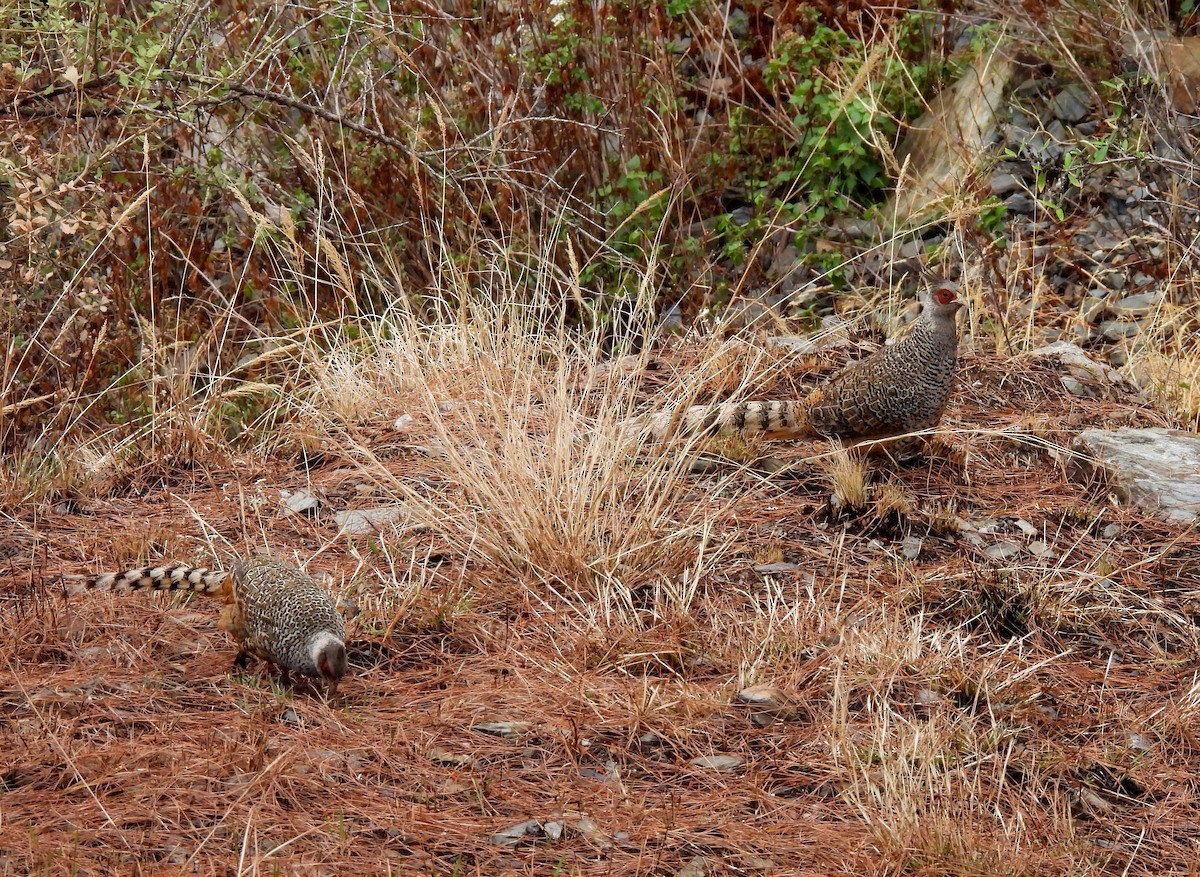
[69,564,232,596]
[620,399,816,442]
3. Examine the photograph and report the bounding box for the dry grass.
[8,0,1200,874]
[5,289,1199,873]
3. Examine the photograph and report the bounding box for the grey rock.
[899,535,923,560]
[1100,319,1145,342]
[1061,377,1092,398]
[1072,428,1200,522]
[491,820,543,846]
[752,562,804,575]
[689,754,745,772]
[1112,292,1161,315]
[1047,83,1091,123]
[764,335,820,355]
[472,720,531,739]
[1127,731,1152,752]
[916,688,943,706]
[1028,540,1056,558]
[1004,192,1035,214]
[1101,272,1129,291]
[990,172,1026,197]
[280,488,322,517]
[1025,341,1141,400]
[985,540,1022,561]
[1101,523,1122,539]
[334,505,409,536]
[677,857,714,877]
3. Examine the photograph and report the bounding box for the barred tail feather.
[623,400,815,441]
[82,564,231,595]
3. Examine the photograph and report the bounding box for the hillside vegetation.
[4,1,1200,874]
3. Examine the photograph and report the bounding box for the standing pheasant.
[70,556,348,695]
[625,281,964,447]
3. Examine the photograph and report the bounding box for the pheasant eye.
[936,287,956,304]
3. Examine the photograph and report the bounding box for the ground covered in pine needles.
[4,342,1200,877]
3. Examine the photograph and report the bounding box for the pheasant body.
[628,282,963,445]
[74,557,347,694]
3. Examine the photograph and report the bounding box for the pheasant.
[69,556,348,696]
[623,281,964,450]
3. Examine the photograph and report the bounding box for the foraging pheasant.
[624,281,964,448]
[69,556,348,695]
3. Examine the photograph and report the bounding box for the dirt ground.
[4,348,1200,876]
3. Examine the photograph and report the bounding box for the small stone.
[1028,540,1055,558]
[677,856,713,877]
[543,821,564,841]
[752,562,803,575]
[472,720,531,739]
[916,688,943,706]
[428,747,473,766]
[1112,292,1161,315]
[280,488,321,517]
[1127,731,1152,752]
[1061,377,1092,398]
[1013,518,1039,537]
[334,505,409,536]
[1102,523,1122,539]
[1047,83,1091,123]
[689,754,744,772]
[737,685,786,708]
[899,535,923,560]
[393,413,414,431]
[1099,319,1144,342]
[985,541,1022,561]
[491,820,543,846]
[278,707,302,726]
[1004,192,1035,214]
[990,172,1026,197]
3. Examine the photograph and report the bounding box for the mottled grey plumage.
[626,281,963,445]
[75,556,347,694]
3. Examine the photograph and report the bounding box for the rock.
[1102,523,1122,539]
[985,540,1022,561]
[427,747,473,767]
[764,335,820,355]
[280,488,322,517]
[1025,341,1142,401]
[1100,319,1145,342]
[1047,83,1091,123]
[889,44,1017,226]
[491,820,543,846]
[677,856,714,877]
[1028,540,1055,559]
[752,562,804,575]
[915,688,943,706]
[1013,518,1039,537]
[737,684,788,709]
[1072,428,1200,523]
[472,720,531,739]
[1004,192,1036,215]
[990,172,1026,197]
[1112,292,1161,315]
[689,754,745,772]
[1127,731,1152,752]
[393,413,414,431]
[899,535,923,560]
[334,505,409,536]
